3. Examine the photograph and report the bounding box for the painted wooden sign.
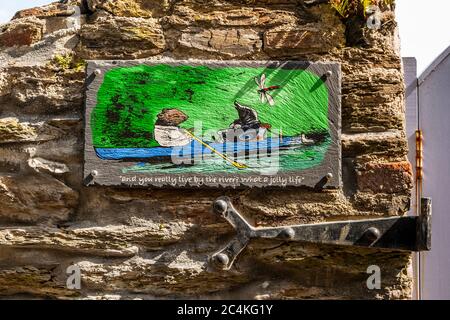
[84,60,341,188]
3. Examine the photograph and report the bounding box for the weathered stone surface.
[78,185,405,237]
[342,131,408,159]
[87,0,171,18]
[32,135,83,164]
[342,67,405,132]
[245,241,412,299]
[352,192,411,215]
[13,3,75,20]
[0,0,413,300]
[0,264,76,298]
[357,161,413,194]
[77,187,227,227]
[0,119,83,176]
[0,66,84,115]
[0,118,36,143]
[170,27,262,58]
[167,5,302,28]
[79,15,165,59]
[264,28,339,56]
[0,238,412,299]
[0,118,66,144]
[239,189,357,226]
[27,158,70,175]
[0,223,190,256]
[263,5,345,56]
[0,18,44,48]
[156,109,189,126]
[0,174,78,223]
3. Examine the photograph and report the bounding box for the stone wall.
[0,0,413,299]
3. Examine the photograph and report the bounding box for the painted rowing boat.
[95,136,303,161]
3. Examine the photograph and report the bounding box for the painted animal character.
[154,108,192,147]
[217,101,271,143]
[231,100,261,131]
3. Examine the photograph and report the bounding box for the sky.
[396,0,450,73]
[0,0,449,74]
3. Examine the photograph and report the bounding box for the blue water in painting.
[94,136,330,175]
[95,137,299,160]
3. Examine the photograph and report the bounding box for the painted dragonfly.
[255,74,280,106]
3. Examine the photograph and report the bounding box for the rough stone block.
[0,236,412,299]
[171,27,262,58]
[342,67,405,132]
[0,66,85,116]
[0,18,44,48]
[0,118,36,143]
[79,16,165,59]
[0,225,181,257]
[239,189,355,226]
[0,118,66,144]
[167,5,301,28]
[87,0,171,18]
[0,174,78,223]
[352,192,411,215]
[264,28,338,55]
[0,264,75,298]
[342,131,408,158]
[263,4,345,57]
[357,161,413,194]
[27,158,70,175]
[0,0,413,300]
[342,96,405,133]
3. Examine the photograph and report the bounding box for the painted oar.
[183,129,248,170]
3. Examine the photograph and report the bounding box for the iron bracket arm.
[210,197,432,270]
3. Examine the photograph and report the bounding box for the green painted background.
[91,64,329,148]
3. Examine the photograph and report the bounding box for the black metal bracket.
[210,197,432,270]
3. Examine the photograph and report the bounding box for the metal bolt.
[314,173,333,191]
[278,227,295,240]
[94,69,102,76]
[90,170,99,177]
[325,70,333,78]
[213,199,228,214]
[213,253,229,268]
[363,227,381,243]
